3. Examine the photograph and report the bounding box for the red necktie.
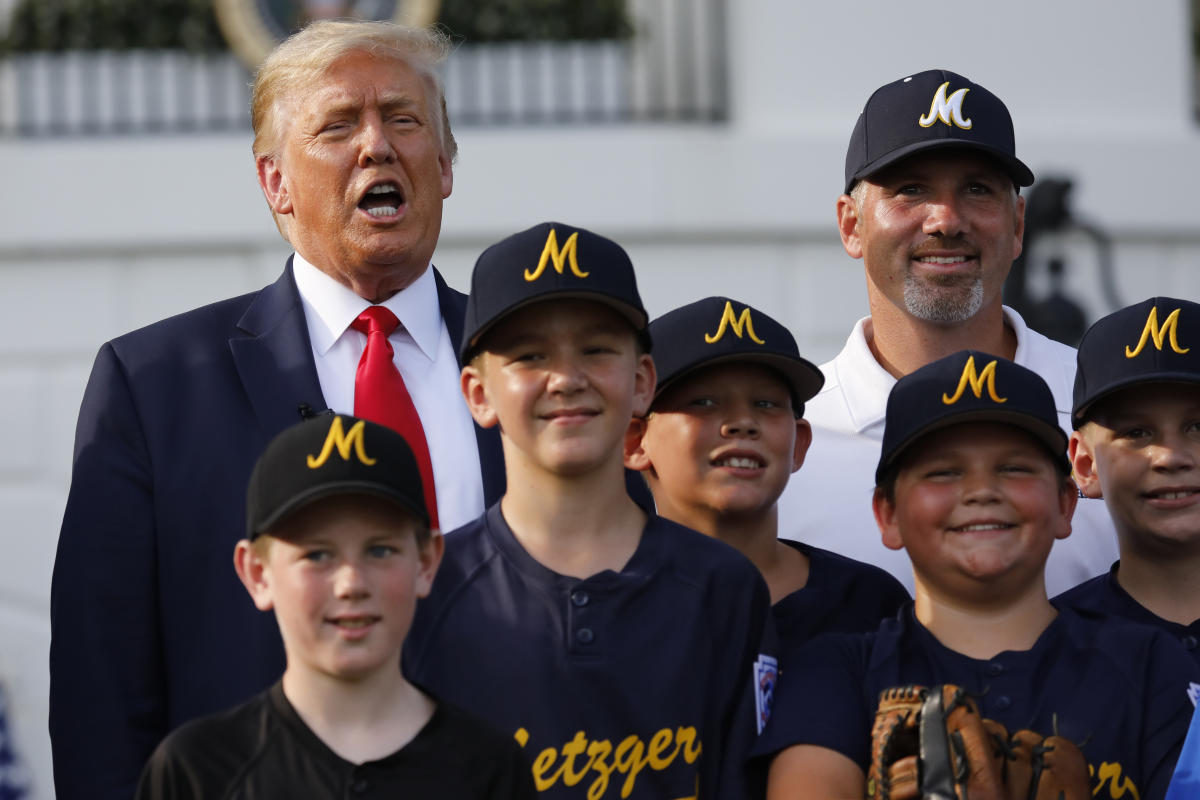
[351,306,439,530]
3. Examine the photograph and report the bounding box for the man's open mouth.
[359,183,404,217]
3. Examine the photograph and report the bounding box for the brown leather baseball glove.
[866,684,1090,800]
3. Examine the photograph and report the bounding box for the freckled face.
[640,363,805,524]
[876,423,1074,597]
[843,151,1024,325]
[1075,385,1200,553]
[258,494,440,683]
[263,50,452,298]
[464,300,655,479]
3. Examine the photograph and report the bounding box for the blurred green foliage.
[438,0,631,42]
[0,0,632,54]
[3,0,226,53]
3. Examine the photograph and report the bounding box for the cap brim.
[251,482,430,538]
[847,139,1035,194]
[876,409,1068,485]
[1073,374,1200,427]
[464,291,650,359]
[654,352,825,412]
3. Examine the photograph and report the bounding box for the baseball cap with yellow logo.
[245,414,429,538]
[1072,297,1200,426]
[648,296,824,415]
[460,221,649,361]
[876,350,1067,485]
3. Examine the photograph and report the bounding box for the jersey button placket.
[568,586,596,653]
[981,660,1012,716]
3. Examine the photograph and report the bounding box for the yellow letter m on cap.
[525,229,589,282]
[307,417,377,469]
[943,356,1006,405]
[1126,306,1190,358]
[705,301,766,344]
[919,82,972,130]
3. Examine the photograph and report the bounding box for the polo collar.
[837,307,1030,433]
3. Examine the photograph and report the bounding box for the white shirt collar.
[291,253,441,361]
[836,306,1031,433]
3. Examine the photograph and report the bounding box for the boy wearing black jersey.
[136,415,534,799]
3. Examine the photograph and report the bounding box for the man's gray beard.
[903,273,984,324]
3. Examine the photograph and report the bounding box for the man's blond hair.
[251,19,458,162]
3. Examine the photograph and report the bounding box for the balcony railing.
[0,0,726,137]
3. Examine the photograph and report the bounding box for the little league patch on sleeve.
[1188,682,1199,708]
[754,654,778,734]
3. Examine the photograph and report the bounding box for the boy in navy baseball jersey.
[626,297,908,647]
[757,351,1199,800]
[404,223,774,800]
[1056,298,1200,665]
[137,415,535,799]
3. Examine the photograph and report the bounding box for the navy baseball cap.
[461,221,649,361]
[1072,297,1200,427]
[876,350,1068,484]
[844,69,1035,194]
[648,296,824,415]
[246,414,429,538]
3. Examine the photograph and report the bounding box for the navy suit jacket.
[49,262,505,799]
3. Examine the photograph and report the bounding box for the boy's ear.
[872,487,905,551]
[791,418,813,473]
[1053,474,1080,541]
[233,540,276,612]
[415,532,445,599]
[1068,430,1103,499]
[461,364,499,429]
[624,416,652,472]
[630,354,657,418]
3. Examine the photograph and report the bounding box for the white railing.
[0,0,727,136]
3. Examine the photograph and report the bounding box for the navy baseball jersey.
[772,540,909,649]
[404,505,775,800]
[1055,563,1200,668]
[756,605,1199,800]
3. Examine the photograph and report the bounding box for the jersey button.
[571,590,590,607]
[986,662,1004,676]
[352,777,370,793]
[994,696,1011,711]
[576,627,595,644]
[1183,635,1198,650]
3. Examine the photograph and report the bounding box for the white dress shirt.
[292,254,485,531]
[777,306,1118,595]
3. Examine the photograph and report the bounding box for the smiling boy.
[628,296,908,646]
[756,351,1198,800]
[1057,298,1200,664]
[136,415,534,799]
[404,223,774,799]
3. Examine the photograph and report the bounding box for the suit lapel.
[434,268,506,505]
[230,259,327,440]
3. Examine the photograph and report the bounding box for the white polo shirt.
[777,306,1118,595]
[292,254,486,532]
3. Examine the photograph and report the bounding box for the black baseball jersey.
[135,682,536,800]
[755,605,1199,800]
[404,505,775,800]
[772,540,909,648]
[1055,563,1200,667]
